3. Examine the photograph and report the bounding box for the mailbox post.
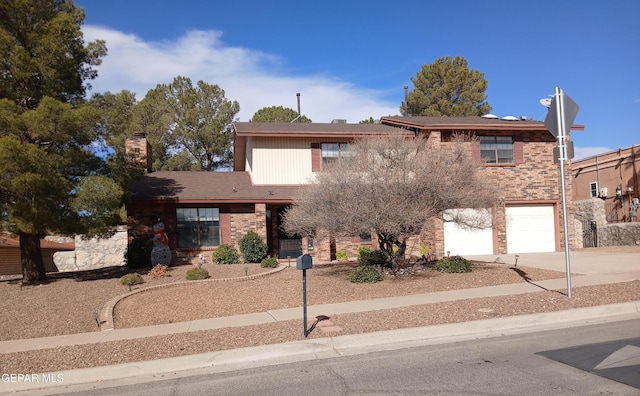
[296,254,313,337]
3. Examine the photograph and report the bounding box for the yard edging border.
[99,264,286,331]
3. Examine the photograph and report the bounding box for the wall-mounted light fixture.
[616,184,623,197]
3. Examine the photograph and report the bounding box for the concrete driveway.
[463,248,639,276]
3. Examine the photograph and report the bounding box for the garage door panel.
[444,209,493,256]
[506,205,555,253]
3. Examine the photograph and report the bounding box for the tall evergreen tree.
[403,56,492,117]
[250,106,312,123]
[0,0,110,284]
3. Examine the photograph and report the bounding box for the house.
[0,234,73,276]
[125,116,584,263]
[572,145,639,223]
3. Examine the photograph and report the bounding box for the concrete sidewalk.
[0,251,638,354]
[0,250,638,393]
[1,268,638,355]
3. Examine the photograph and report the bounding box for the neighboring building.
[0,234,73,276]
[125,116,584,263]
[572,145,639,223]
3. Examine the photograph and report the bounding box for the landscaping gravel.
[0,249,639,374]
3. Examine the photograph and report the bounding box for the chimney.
[125,132,153,172]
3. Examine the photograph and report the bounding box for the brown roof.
[0,234,75,250]
[128,171,305,203]
[381,116,585,132]
[233,122,413,137]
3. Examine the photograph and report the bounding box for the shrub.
[435,255,472,273]
[185,267,210,280]
[120,273,144,291]
[261,257,279,268]
[336,250,348,262]
[357,245,372,262]
[239,231,268,263]
[212,244,240,264]
[149,265,170,279]
[349,265,382,283]
[359,249,387,266]
[124,239,152,269]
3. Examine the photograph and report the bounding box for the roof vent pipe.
[296,93,301,123]
[403,85,409,116]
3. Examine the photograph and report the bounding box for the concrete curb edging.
[5,301,639,393]
[99,264,286,330]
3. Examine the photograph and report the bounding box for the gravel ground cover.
[0,247,638,374]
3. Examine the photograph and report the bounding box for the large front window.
[322,143,351,165]
[480,136,513,164]
[176,208,220,248]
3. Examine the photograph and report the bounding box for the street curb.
[3,301,639,393]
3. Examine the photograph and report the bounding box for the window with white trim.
[480,136,514,164]
[590,182,598,198]
[176,208,220,248]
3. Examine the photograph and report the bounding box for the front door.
[277,207,302,259]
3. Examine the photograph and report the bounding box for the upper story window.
[321,143,351,165]
[176,207,220,248]
[480,136,514,164]
[590,182,598,198]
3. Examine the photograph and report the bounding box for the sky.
[74,0,639,160]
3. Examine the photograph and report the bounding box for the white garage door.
[506,205,555,253]
[444,209,493,256]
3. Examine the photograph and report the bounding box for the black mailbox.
[296,254,312,270]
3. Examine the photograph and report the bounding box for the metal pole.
[302,268,308,337]
[555,87,572,298]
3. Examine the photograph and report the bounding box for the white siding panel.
[251,137,315,185]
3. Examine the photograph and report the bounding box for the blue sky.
[75,0,639,159]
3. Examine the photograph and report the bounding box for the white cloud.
[83,26,398,123]
[573,146,614,161]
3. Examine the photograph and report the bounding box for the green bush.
[435,255,472,273]
[357,245,372,262]
[359,249,387,266]
[212,244,240,264]
[124,239,152,268]
[336,250,348,262]
[349,265,383,283]
[185,267,210,280]
[261,257,279,268]
[120,273,144,289]
[239,231,268,263]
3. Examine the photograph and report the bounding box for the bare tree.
[282,133,497,268]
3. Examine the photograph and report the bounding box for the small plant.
[212,244,240,264]
[359,249,387,266]
[120,273,144,291]
[124,239,152,269]
[357,245,372,262]
[261,257,279,268]
[186,267,210,280]
[435,255,472,273]
[349,265,383,283]
[419,243,431,258]
[239,231,268,263]
[149,264,170,279]
[336,250,348,262]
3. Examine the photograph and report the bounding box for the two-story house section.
[233,122,411,185]
[126,116,583,264]
[379,116,583,257]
